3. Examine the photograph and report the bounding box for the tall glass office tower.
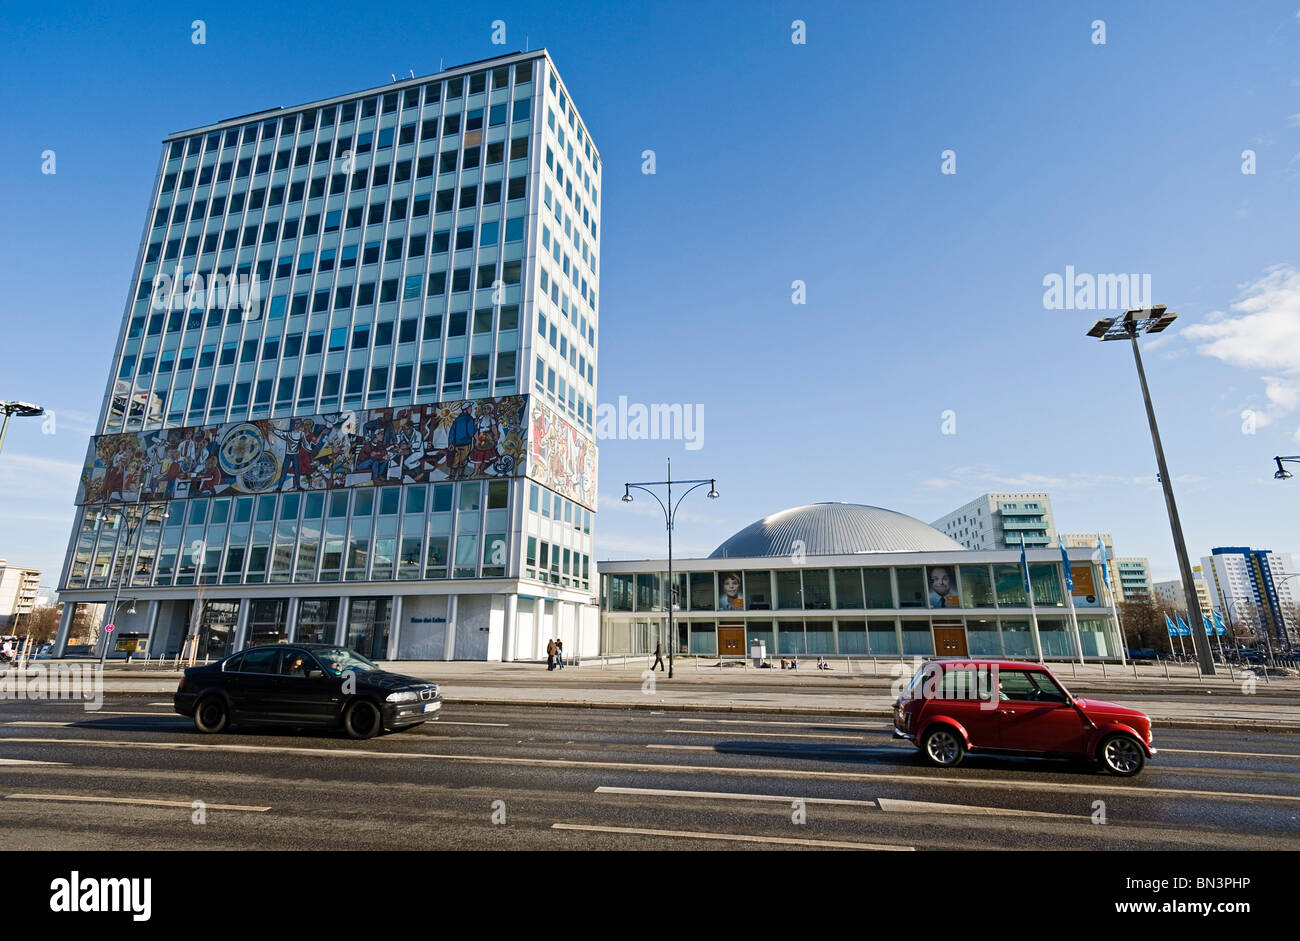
[55,50,601,661]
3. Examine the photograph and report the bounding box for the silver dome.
[708,503,965,558]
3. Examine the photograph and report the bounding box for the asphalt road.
[1,695,1299,851]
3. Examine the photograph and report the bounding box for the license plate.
[423,701,440,713]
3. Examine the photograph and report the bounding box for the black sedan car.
[173,644,441,739]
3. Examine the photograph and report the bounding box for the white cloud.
[1287,113,1300,127]
[1182,264,1300,439]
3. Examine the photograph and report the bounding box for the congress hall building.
[597,503,1127,662]
[54,50,602,662]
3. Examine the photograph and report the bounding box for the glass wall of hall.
[602,562,1094,615]
[599,615,1118,660]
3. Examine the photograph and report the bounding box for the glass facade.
[599,559,1120,660]
[57,52,601,662]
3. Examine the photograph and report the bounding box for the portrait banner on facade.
[77,395,529,505]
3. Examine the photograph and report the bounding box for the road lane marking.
[551,822,912,850]
[876,797,1079,819]
[0,759,66,766]
[1162,748,1300,760]
[5,793,269,811]
[663,729,869,741]
[646,745,714,751]
[5,737,1298,805]
[595,785,877,807]
[433,721,509,727]
[2,717,186,726]
[678,718,879,730]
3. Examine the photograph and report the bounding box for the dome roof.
[708,503,964,558]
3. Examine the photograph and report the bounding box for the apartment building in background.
[931,492,1057,551]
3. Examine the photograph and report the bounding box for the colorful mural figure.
[77,396,529,506]
[528,401,597,510]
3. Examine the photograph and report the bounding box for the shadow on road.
[711,740,1104,777]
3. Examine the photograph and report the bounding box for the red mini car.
[893,659,1155,776]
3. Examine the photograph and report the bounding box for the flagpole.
[1061,544,1084,664]
[1099,533,1128,665]
[1065,584,1084,664]
[1021,536,1043,662]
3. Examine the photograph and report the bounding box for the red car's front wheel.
[1099,734,1145,776]
[920,726,965,768]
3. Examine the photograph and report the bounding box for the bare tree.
[1119,599,1172,655]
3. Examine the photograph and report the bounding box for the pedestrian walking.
[651,641,665,671]
[555,639,565,670]
[546,638,556,671]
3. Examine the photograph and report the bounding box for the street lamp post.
[92,492,165,664]
[1088,306,1215,675]
[622,459,718,679]
[1264,572,1300,656]
[0,401,45,458]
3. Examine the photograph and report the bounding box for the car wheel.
[193,696,229,734]
[1099,734,1145,777]
[920,725,965,768]
[342,699,382,740]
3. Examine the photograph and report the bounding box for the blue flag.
[1096,537,1111,589]
[1212,611,1228,636]
[1164,613,1177,636]
[1020,535,1031,594]
[1060,544,1074,592]
[1176,614,1191,637]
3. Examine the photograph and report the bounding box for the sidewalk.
[28,656,1300,733]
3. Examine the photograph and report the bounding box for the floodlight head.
[621,487,633,503]
[1087,318,1115,339]
[0,401,43,418]
[707,480,719,499]
[1147,311,1178,334]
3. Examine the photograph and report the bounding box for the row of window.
[70,481,513,589]
[166,61,537,165]
[601,617,1116,659]
[602,563,1102,613]
[160,100,532,198]
[146,174,529,274]
[152,137,531,246]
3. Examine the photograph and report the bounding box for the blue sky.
[2,0,1299,586]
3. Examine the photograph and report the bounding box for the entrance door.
[717,625,745,656]
[933,625,968,657]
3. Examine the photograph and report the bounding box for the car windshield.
[309,647,381,676]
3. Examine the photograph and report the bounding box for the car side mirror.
[307,670,324,679]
